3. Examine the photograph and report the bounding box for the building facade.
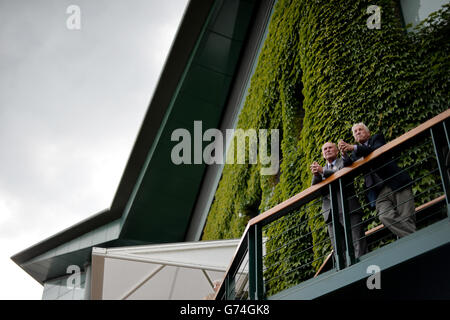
[12,0,449,300]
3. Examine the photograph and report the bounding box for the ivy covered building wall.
[202,0,449,293]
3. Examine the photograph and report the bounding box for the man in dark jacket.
[338,123,416,238]
[311,142,367,258]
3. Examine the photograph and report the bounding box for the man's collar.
[361,136,371,146]
[327,159,337,167]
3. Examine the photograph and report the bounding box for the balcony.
[216,109,450,300]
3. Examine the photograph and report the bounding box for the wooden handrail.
[416,194,446,211]
[314,250,334,278]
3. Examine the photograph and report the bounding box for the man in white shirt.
[311,142,367,259]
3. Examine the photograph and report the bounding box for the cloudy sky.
[0,0,188,299]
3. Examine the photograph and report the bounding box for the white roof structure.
[90,239,242,300]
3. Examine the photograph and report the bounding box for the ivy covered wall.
[202,0,449,294]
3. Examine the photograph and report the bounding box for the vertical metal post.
[329,182,345,270]
[443,119,450,148]
[339,178,356,266]
[248,226,256,300]
[248,225,264,300]
[431,121,450,218]
[254,224,264,300]
[225,273,235,300]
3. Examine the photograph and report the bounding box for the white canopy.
[91,239,242,300]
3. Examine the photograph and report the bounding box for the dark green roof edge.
[11,208,110,265]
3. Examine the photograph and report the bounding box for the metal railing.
[216,109,450,300]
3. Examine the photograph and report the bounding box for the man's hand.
[338,139,354,154]
[310,161,323,175]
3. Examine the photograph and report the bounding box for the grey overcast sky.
[0,0,188,299]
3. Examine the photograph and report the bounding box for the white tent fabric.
[91,239,242,300]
